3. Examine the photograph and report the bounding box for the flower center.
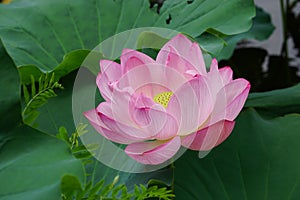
[153,91,173,108]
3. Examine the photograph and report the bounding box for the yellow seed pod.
[153,91,173,108]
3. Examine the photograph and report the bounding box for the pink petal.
[134,84,169,99]
[222,79,250,120]
[108,84,179,140]
[129,93,156,126]
[93,124,137,144]
[167,75,213,136]
[96,60,122,101]
[210,58,219,72]
[109,85,136,126]
[120,49,154,73]
[84,109,137,144]
[84,108,108,129]
[219,66,233,85]
[100,60,122,79]
[96,74,111,101]
[181,120,235,151]
[206,59,226,98]
[97,102,157,140]
[189,42,207,75]
[163,46,195,75]
[209,78,250,124]
[129,94,178,140]
[125,136,181,165]
[163,67,194,93]
[118,63,155,97]
[153,112,179,140]
[157,34,206,75]
[117,63,186,99]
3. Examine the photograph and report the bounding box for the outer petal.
[84,109,138,144]
[209,78,250,124]
[125,136,181,165]
[167,75,213,136]
[157,34,206,75]
[222,79,250,120]
[206,59,226,98]
[84,108,108,129]
[97,102,157,140]
[109,84,138,126]
[121,49,155,73]
[219,66,233,85]
[160,46,196,76]
[181,120,235,151]
[97,60,122,101]
[100,60,122,79]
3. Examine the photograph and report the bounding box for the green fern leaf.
[22,84,30,103]
[89,179,104,196]
[30,75,36,95]
[58,126,174,200]
[22,72,63,125]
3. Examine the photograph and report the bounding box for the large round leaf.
[18,50,93,84]
[0,50,84,199]
[218,6,275,60]
[0,41,21,132]
[174,108,300,199]
[245,83,300,115]
[0,0,254,71]
[0,126,84,200]
[197,6,274,60]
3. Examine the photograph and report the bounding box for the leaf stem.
[280,0,291,84]
[280,0,288,57]
[170,161,175,199]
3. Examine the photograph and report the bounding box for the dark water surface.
[220,0,300,92]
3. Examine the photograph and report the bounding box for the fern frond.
[22,73,63,125]
[134,184,175,200]
[58,126,174,200]
[56,124,97,161]
[61,174,175,200]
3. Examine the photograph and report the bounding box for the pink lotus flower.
[84,34,250,165]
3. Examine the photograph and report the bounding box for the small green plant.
[57,123,98,164]
[60,174,175,200]
[22,73,63,125]
[57,125,175,200]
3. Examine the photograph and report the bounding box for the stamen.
[153,91,173,108]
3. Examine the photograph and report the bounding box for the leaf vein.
[95,0,102,44]
[211,160,231,200]
[17,27,59,66]
[237,152,248,200]
[67,0,85,49]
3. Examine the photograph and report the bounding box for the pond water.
[253,0,300,73]
[220,0,300,92]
